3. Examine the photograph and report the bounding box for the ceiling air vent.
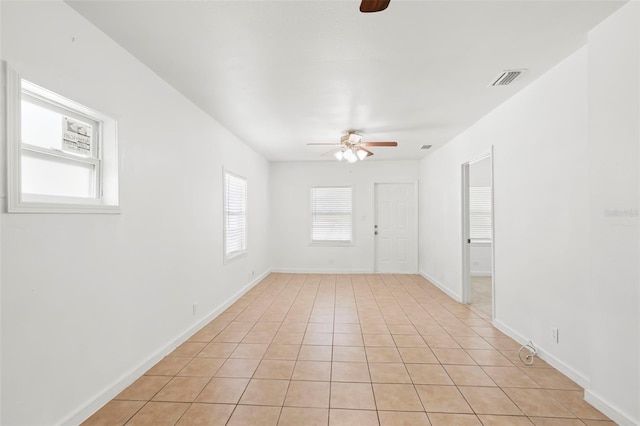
[491,69,526,86]
[421,145,432,150]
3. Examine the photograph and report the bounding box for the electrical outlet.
[551,327,559,343]
[193,303,198,316]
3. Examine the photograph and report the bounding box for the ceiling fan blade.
[356,147,374,157]
[360,0,390,13]
[307,143,342,146]
[322,149,343,157]
[360,141,398,147]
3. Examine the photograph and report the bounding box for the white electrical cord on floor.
[518,340,538,365]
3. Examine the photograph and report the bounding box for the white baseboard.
[271,268,373,274]
[584,389,638,426]
[62,269,271,426]
[418,275,595,396]
[470,271,492,277]
[492,318,590,389]
[418,270,462,302]
[416,270,635,426]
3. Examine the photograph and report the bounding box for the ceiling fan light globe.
[334,151,344,161]
[356,149,368,160]
[343,148,356,162]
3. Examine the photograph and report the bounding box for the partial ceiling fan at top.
[307,131,398,163]
[360,0,391,13]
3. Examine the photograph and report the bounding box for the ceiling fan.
[360,0,390,13]
[307,131,398,163]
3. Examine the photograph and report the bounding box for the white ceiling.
[68,0,624,162]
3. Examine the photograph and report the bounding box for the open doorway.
[462,153,494,319]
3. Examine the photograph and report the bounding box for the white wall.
[420,46,592,379]
[470,244,492,276]
[419,3,639,424]
[270,160,419,273]
[586,2,639,424]
[0,2,270,425]
[469,156,492,186]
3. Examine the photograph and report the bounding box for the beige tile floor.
[83,274,615,426]
[471,276,492,318]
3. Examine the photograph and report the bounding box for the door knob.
[375,231,378,235]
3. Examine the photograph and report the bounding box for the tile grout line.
[232,273,304,425]
[207,275,294,424]
[357,274,384,425]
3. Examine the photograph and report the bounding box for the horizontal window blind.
[469,186,492,241]
[225,172,247,256]
[311,187,352,242]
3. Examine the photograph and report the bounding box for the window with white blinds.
[311,186,353,243]
[469,186,492,241]
[224,171,247,259]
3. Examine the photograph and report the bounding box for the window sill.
[309,241,354,247]
[224,250,247,264]
[469,239,492,246]
[8,197,120,214]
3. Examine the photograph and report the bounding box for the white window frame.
[310,186,353,246]
[6,64,119,213]
[223,169,247,262]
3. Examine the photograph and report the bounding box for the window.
[469,186,492,242]
[311,186,353,243]
[6,66,119,213]
[224,171,247,260]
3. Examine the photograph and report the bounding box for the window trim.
[6,64,120,213]
[223,169,247,263]
[310,186,354,246]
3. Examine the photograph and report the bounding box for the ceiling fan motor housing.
[340,132,362,145]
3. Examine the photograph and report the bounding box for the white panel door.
[375,183,417,273]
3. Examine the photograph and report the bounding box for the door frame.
[461,148,495,319]
[373,181,419,273]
